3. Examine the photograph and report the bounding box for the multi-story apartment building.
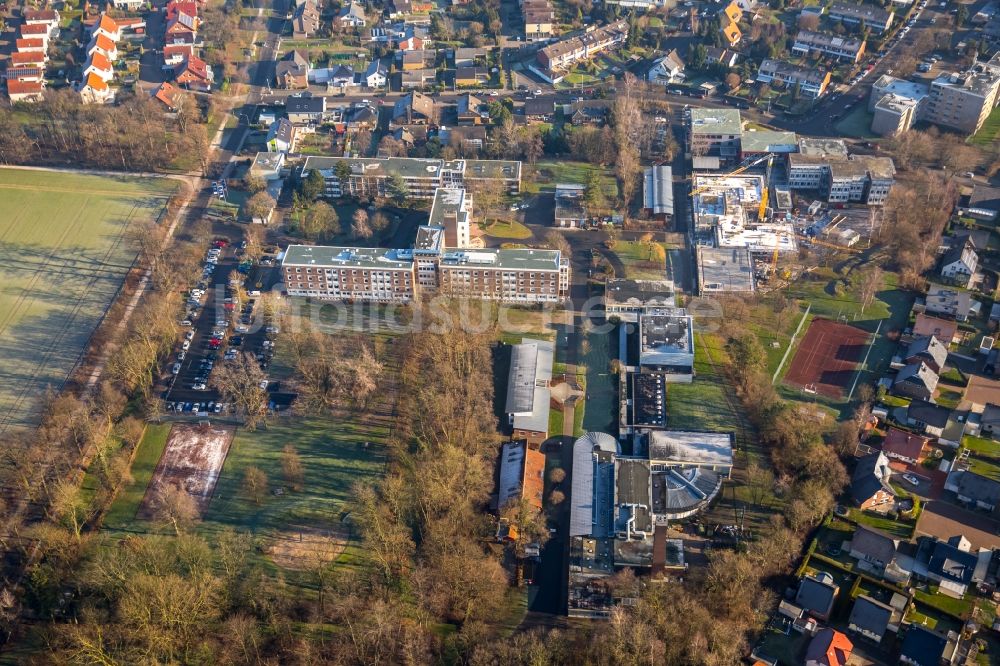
[792,30,866,63]
[828,2,895,33]
[687,108,742,160]
[757,59,831,98]
[871,94,922,136]
[788,139,895,205]
[437,249,570,303]
[922,63,1000,136]
[302,156,522,199]
[536,20,628,77]
[283,245,418,302]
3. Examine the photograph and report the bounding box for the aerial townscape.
[3,0,1000,661]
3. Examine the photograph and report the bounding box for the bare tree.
[242,466,268,505]
[152,483,200,535]
[543,230,572,258]
[352,208,373,239]
[213,352,270,430]
[281,445,305,492]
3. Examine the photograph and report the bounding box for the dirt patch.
[138,423,234,518]
[784,318,870,399]
[265,526,350,571]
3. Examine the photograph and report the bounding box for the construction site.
[691,152,881,294]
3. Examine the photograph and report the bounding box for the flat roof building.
[604,279,675,322]
[757,59,831,98]
[644,430,734,476]
[554,183,587,228]
[688,108,742,160]
[792,30,866,62]
[697,246,756,295]
[638,309,694,381]
[505,339,554,448]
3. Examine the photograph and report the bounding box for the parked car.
[182,340,191,351]
[171,362,182,375]
[903,473,920,486]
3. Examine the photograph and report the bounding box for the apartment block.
[792,30,866,63]
[922,64,1000,136]
[788,138,895,205]
[302,156,522,199]
[757,59,831,98]
[828,2,895,33]
[536,20,628,77]
[687,108,742,160]
[283,245,417,302]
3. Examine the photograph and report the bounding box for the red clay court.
[784,318,871,399]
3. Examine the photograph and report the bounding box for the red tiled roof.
[92,33,116,52]
[7,79,43,95]
[166,0,199,20]
[913,313,959,343]
[153,81,180,108]
[883,427,929,461]
[23,8,58,22]
[20,24,49,35]
[87,52,113,73]
[84,72,109,91]
[16,38,46,50]
[522,447,545,510]
[97,14,120,34]
[163,43,194,58]
[10,51,44,65]
[177,54,210,81]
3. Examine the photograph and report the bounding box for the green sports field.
[0,169,176,433]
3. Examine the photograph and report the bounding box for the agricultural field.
[0,169,177,433]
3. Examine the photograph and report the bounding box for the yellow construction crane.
[758,155,774,222]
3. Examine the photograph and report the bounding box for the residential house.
[9,52,46,68]
[905,335,948,374]
[567,99,613,126]
[165,11,199,39]
[523,0,554,40]
[554,183,587,228]
[792,30,866,63]
[310,64,355,87]
[152,81,182,111]
[899,626,950,666]
[705,46,739,67]
[646,49,685,84]
[400,49,428,71]
[795,572,839,621]
[718,0,742,47]
[266,118,297,153]
[440,125,486,151]
[956,471,1000,511]
[165,0,199,22]
[78,72,113,104]
[923,285,978,321]
[286,93,327,125]
[397,34,425,51]
[292,0,320,39]
[967,184,1000,221]
[364,60,387,88]
[925,536,978,597]
[913,313,960,345]
[275,50,309,89]
[805,628,853,666]
[849,525,904,580]
[163,41,195,66]
[892,361,939,401]
[6,79,44,103]
[455,66,489,87]
[347,103,377,129]
[940,237,978,285]
[523,98,554,122]
[850,451,895,510]
[4,67,45,83]
[392,91,435,125]
[250,151,286,181]
[454,47,486,67]
[828,2,895,33]
[882,427,930,465]
[82,52,114,83]
[174,55,213,92]
[23,8,60,30]
[15,38,46,54]
[535,20,628,78]
[88,34,119,62]
[757,59,831,98]
[456,93,486,124]
[18,24,51,46]
[336,1,367,28]
[401,69,436,89]
[92,14,121,42]
[848,595,893,643]
[497,440,546,511]
[981,403,1000,439]
[906,400,952,438]
[111,0,145,10]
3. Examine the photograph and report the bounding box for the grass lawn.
[103,424,172,529]
[528,160,618,196]
[848,508,914,539]
[0,169,176,432]
[610,240,669,280]
[968,455,1000,481]
[199,418,387,537]
[963,435,1000,458]
[833,104,876,139]
[970,106,1000,146]
[667,335,744,434]
[482,219,533,239]
[914,587,974,619]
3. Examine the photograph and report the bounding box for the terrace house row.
[535,20,628,80]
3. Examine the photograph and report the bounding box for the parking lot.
[162,236,285,416]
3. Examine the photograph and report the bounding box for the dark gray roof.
[907,399,952,429]
[969,185,1000,213]
[851,452,894,504]
[286,93,325,113]
[900,626,948,666]
[906,335,947,370]
[848,595,892,637]
[524,98,555,116]
[956,471,1000,505]
[850,525,898,564]
[940,238,977,271]
[928,540,977,584]
[982,403,1000,428]
[795,574,838,617]
[894,361,939,392]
